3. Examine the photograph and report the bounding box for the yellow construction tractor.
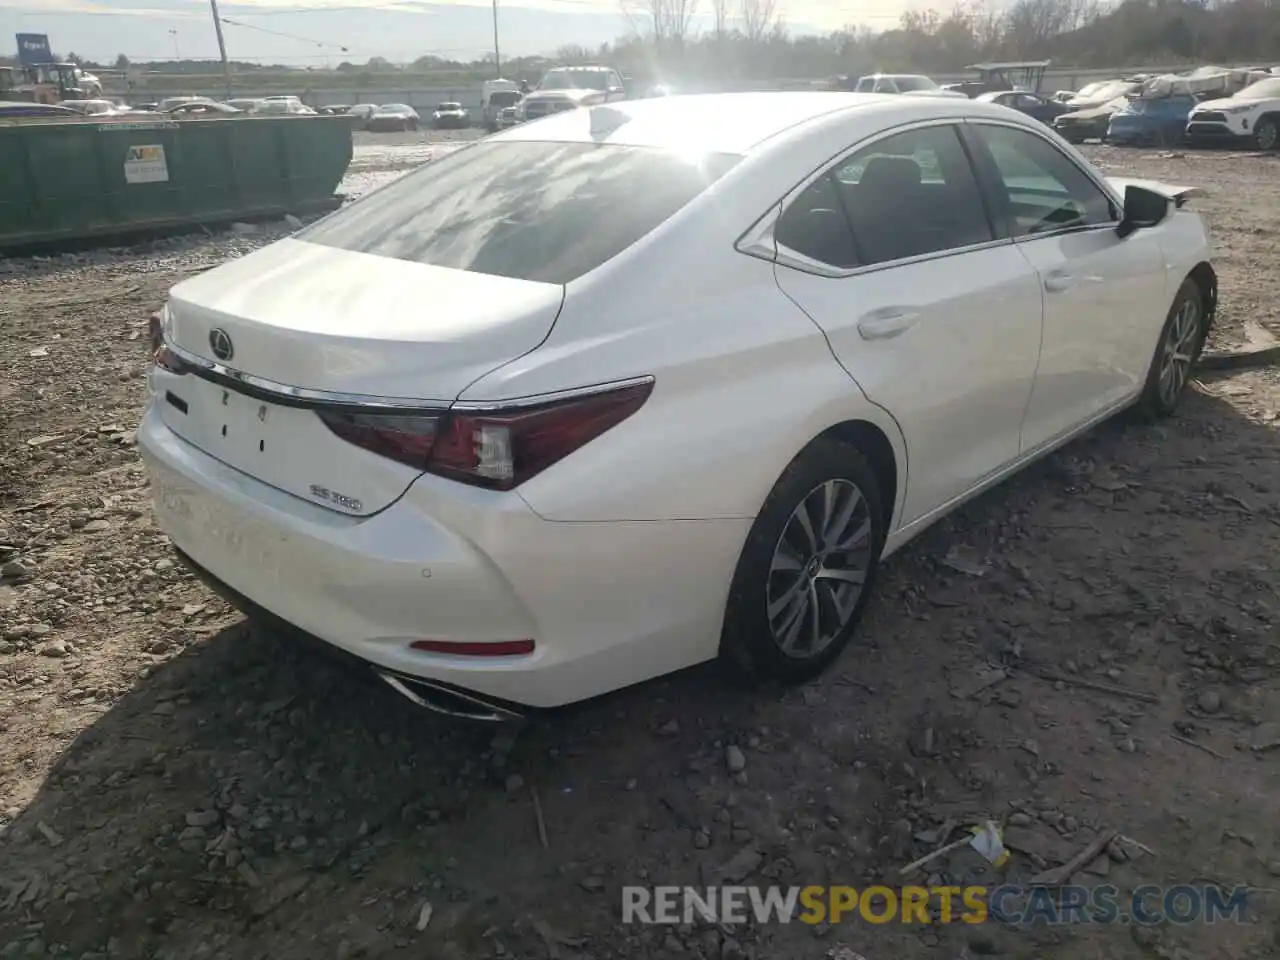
[0,62,99,104]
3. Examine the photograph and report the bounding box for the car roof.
[489,91,983,155]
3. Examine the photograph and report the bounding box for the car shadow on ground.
[3,381,1279,960]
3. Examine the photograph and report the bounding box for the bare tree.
[739,0,779,44]
[711,0,731,38]
[622,0,701,45]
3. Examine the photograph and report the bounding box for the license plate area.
[165,376,294,465]
[153,370,422,516]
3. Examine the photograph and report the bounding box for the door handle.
[1043,270,1076,293]
[857,308,920,340]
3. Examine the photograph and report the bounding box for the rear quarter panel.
[460,205,908,526]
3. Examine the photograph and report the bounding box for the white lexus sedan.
[140,93,1216,720]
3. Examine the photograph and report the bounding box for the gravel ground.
[1,143,1279,960]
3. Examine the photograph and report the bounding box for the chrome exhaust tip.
[375,670,524,723]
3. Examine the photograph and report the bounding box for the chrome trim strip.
[776,236,1016,280]
[736,114,1129,279]
[162,334,452,410]
[451,375,656,411]
[162,333,654,413]
[735,117,1020,279]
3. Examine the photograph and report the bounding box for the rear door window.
[835,125,993,265]
[299,141,739,284]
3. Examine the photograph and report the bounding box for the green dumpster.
[0,115,353,248]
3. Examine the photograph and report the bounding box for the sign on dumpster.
[124,144,169,184]
[16,33,53,66]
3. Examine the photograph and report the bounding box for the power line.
[219,15,351,51]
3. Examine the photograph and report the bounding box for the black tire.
[1135,278,1207,420]
[720,437,886,684]
[1255,116,1279,151]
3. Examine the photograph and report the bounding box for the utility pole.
[491,0,501,78]
[209,0,233,99]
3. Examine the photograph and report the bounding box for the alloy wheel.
[1258,120,1279,151]
[1158,297,1201,408]
[766,479,873,659]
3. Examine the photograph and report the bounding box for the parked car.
[157,96,217,112]
[1185,76,1280,150]
[975,90,1067,125]
[167,101,242,116]
[1053,96,1133,143]
[367,103,420,131]
[519,65,627,121]
[318,104,352,116]
[431,102,469,129]
[1106,93,1200,146]
[252,98,315,116]
[225,98,265,112]
[853,74,967,98]
[0,100,78,120]
[141,93,1215,718]
[55,98,120,116]
[346,103,379,129]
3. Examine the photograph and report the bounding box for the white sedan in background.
[141,93,1215,720]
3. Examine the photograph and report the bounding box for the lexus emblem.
[209,328,234,362]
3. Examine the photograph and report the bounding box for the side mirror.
[1116,185,1169,239]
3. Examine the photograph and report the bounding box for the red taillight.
[149,311,187,373]
[317,412,441,470]
[317,379,652,490]
[410,639,535,657]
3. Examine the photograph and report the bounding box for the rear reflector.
[410,639,535,657]
[317,379,653,490]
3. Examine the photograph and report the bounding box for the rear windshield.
[299,141,740,284]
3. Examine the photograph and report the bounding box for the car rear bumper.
[138,404,747,708]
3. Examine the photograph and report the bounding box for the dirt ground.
[1,141,1279,960]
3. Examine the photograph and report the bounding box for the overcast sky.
[0,0,930,64]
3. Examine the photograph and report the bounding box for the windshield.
[895,76,938,91]
[1236,77,1280,99]
[490,91,521,107]
[253,101,290,114]
[539,69,610,91]
[299,141,739,285]
[437,103,461,110]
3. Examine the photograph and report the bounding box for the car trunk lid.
[158,238,563,515]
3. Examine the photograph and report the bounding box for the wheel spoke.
[815,565,865,585]
[793,500,819,554]
[833,517,871,552]
[817,577,860,627]
[777,591,809,653]
[806,581,821,652]
[770,545,803,574]
[767,575,807,620]
[823,484,862,550]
